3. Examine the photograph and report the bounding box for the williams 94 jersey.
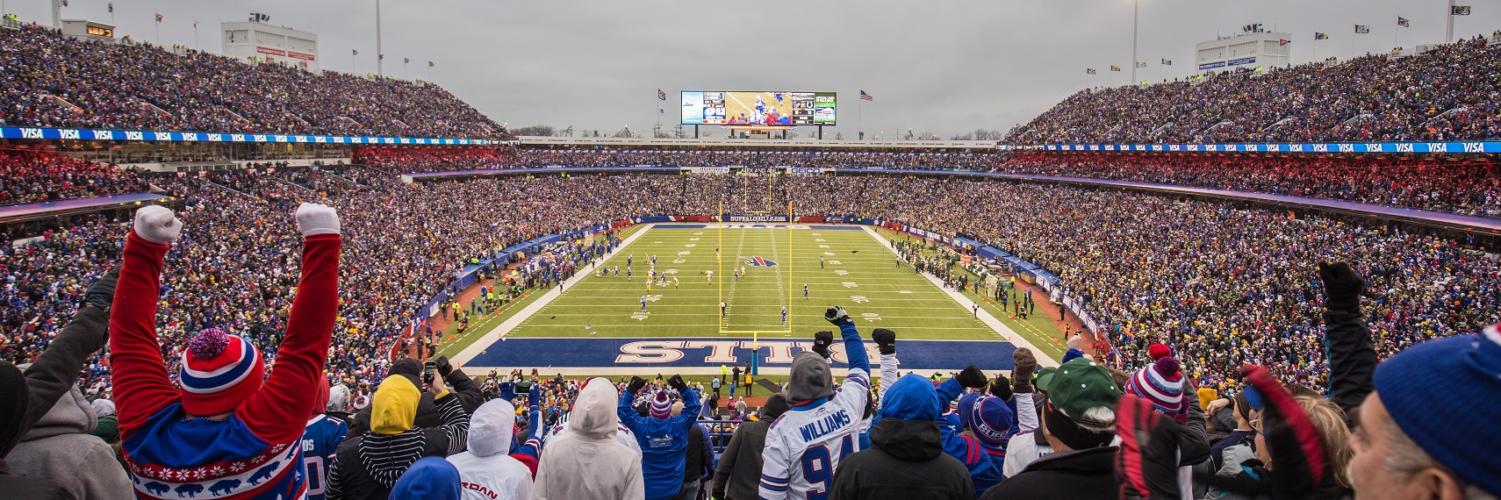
[759,369,869,500]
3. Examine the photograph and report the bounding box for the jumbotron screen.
[680,91,836,126]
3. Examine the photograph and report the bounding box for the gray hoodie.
[446,400,534,500]
[6,380,133,500]
[534,378,644,500]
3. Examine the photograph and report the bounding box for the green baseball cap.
[1046,358,1122,423]
[1034,367,1057,393]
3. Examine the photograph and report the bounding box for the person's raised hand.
[133,205,182,244]
[295,202,340,237]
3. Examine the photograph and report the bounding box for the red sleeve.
[240,234,341,443]
[109,232,181,438]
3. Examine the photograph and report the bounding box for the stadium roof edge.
[516,136,998,149]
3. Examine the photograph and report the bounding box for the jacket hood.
[870,418,944,462]
[0,361,28,457]
[21,380,96,441]
[879,374,941,421]
[788,352,834,402]
[467,399,516,457]
[569,377,620,440]
[389,456,462,500]
[372,375,421,435]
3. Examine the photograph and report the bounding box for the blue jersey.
[301,415,348,500]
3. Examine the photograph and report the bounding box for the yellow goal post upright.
[714,179,796,350]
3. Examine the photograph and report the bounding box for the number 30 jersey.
[759,368,870,500]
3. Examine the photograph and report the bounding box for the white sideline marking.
[452,223,659,366]
[860,225,1058,368]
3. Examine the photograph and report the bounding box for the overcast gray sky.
[9,0,1501,137]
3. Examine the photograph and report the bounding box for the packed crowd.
[3,212,1497,499]
[354,146,1007,173]
[997,151,1501,217]
[0,24,507,138]
[1007,35,1501,144]
[0,148,149,206]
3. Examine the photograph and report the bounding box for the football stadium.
[1,1,1500,499]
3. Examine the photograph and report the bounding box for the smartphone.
[423,361,437,385]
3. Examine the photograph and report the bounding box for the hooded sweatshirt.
[828,374,974,500]
[328,374,471,500]
[618,386,701,500]
[535,378,644,500]
[6,377,134,500]
[446,400,535,500]
[0,361,64,499]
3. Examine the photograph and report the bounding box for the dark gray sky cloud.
[10,0,1500,137]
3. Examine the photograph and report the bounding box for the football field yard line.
[450,223,656,366]
[861,225,1058,367]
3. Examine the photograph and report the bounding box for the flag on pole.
[1279,39,1291,46]
[1160,58,1172,65]
[1315,32,1329,40]
[1086,68,1097,74]
[657,89,667,101]
[1354,24,1370,34]
[1396,16,1410,27]
[403,57,410,64]
[1135,61,1147,68]
[108,3,113,13]
[428,60,435,68]
[378,54,385,60]
[1452,5,1471,15]
[352,49,359,56]
[859,90,873,101]
[155,13,163,23]
[1109,65,1121,72]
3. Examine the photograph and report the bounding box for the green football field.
[504,224,1000,340]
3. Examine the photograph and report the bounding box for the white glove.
[133,205,182,244]
[295,202,341,236]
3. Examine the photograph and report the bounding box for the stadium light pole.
[1130,0,1139,83]
[1444,0,1455,42]
[375,0,384,76]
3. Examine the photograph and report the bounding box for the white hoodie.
[447,400,535,500]
[534,378,645,500]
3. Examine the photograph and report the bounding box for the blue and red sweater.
[110,231,340,499]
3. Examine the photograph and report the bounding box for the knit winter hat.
[1147,343,1172,361]
[968,395,1016,448]
[1374,325,1501,497]
[1125,356,1185,420]
[179,328,264,416]
[650,390,673,419]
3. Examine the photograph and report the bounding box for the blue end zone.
[467,337,1016,371]
[808,225,863,231]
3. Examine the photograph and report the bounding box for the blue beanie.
[968,395,1016,449]
[389,457,462,500]
[956,392,983,430]
[1373,326,1501,497]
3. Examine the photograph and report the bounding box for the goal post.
[714,192,796,341]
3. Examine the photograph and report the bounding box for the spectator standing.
[828,373,974,500]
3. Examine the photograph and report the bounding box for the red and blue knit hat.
[650,390,673,419]
[1374,324,1501,497]
[178,328,264,415]
[1125,356,1186,422]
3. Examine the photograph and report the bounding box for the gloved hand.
[527,382,541,409]
[1012,348,1038,394]
[989,374,1013,400]
[871,328,896,355]
[434,355,454,377]
[956,365,988,389]
[1116,394,1184,499]
[1241,364,1331,498]
[812,331,834,359]
[294,202,341,236]
[824,306,852,326]
[84,268,119,310]
[627,376,647,395]
[133,205,182,244]
[668,374,688,393]
[1318,262,1365,313]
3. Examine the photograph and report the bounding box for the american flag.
[859,90,873,101]
[155,13,163,23]
[1397,16,1410,27]
[658,89,667,101]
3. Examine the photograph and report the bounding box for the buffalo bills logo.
[744,257,777,267]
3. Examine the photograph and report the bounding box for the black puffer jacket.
[828,418,974,500]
